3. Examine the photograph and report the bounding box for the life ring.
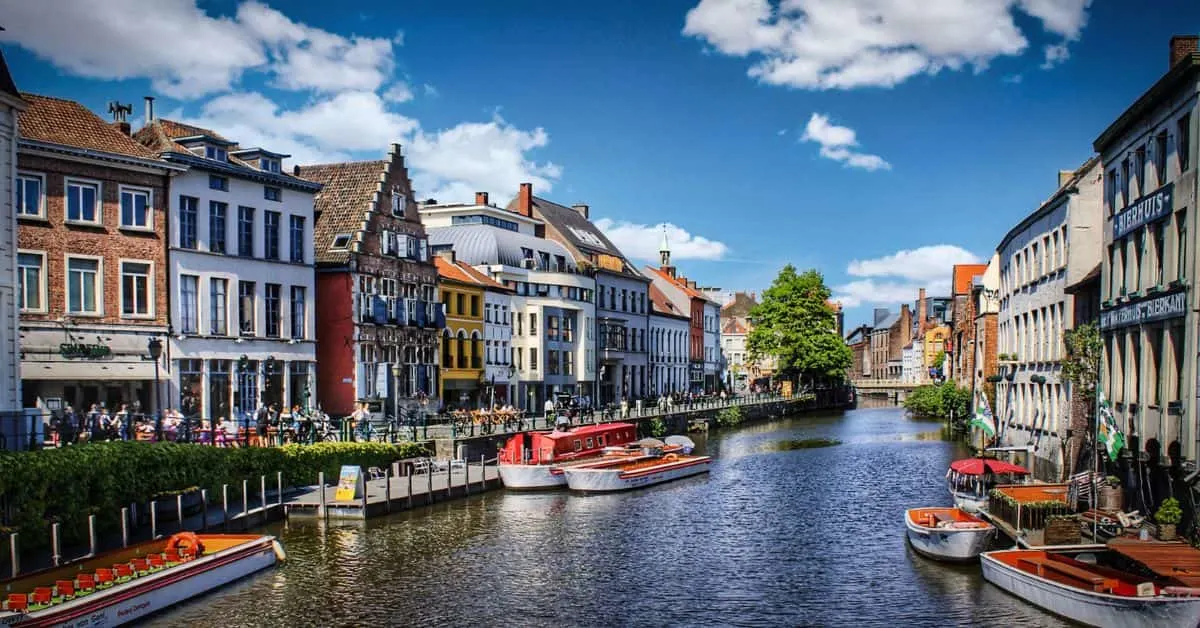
[166,531,204,556]
[664,454,678,461]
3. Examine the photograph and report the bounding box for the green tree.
[747,265,851,382]
[903,382,970,419]
[1062,323,1102,409]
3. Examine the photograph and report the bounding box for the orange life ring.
[165,532,204,556]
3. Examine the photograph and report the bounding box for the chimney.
[111,121,131,136]
[144,96,155,123]
[1170,35,1199,68]
[572,203,589,219]
[518,182,533,217]
[900,303,911,333]
[917,288,927,338]
[475,192,489,206]
[1058,169,1076,188]
[436,248,456,264]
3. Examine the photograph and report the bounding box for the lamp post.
[147,337,163,441]
[237,355,250,447]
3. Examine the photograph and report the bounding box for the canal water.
[148,403,1070,627]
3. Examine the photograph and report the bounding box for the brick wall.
[17,153,168,327]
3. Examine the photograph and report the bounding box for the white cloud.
[0,0,397,97]
[384,82,415,103]
[682,0,1093,90]
[834,244,981,306]
[1041,42,1070,69]
[801,113,890,171]
[405,115,563,203]
[1003,73,1024,84]
[423,84,439,97]
[594,219,729,261]
[392,29,406,46]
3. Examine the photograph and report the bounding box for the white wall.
[0,99,20,413]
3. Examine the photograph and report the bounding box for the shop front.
[441,377,480,411]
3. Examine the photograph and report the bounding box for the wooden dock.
[284,461,502,520]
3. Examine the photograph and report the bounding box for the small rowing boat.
[562,437,710,493]
[904,507,996,562]
[981,544,1200,628]
[0,533,283,627]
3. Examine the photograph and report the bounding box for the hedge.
[0,440,428,550]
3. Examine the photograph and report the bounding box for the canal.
[148,403,1069,627]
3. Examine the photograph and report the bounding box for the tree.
[747,265,852,382]
[1062,323,1102,409]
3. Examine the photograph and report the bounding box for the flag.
[1097,391,1125,462]
[969,389,996,437]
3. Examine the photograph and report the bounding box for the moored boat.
[0,533,283,627]
[498,422,638,489]
[563,438,710,493]
[946,457,1030,513]
[904,507,996,562]
[981,544,1200,628]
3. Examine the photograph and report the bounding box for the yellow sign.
[334,465,363,502]
[782,381,793,398]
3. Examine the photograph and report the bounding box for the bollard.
[176,494,183,530]
[51,522,61,567]
[465,458,470,496]
[427,465,433,505]
[277,471,284,506]
[120,508,129,548]
[318,472,327,519]
[222,485,230,531]
[385,465,392,513]
[260,476,267,514]
[88,514,96,556]
[150,500,158,539]
[446,460,452,498]
[479,455,486,492]
[9,532,18,577]
[242,479,249,515]
[360,474,368,512]
[407,470,414,509]
[201,490,209,530]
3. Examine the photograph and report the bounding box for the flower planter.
[1099,486,1123,512]
[1158,523,1177,541]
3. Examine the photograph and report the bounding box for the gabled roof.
[649,284,689,320]
[435,256,511,292]
[644,265,713,302]
[294,160,387,265]
[0,49,22,102]
[19,93,160,160]
[872,312,901,331]
[722,318,748,335]
[952,264,989,296]
[510,194,644,278]
[721,292,758,318]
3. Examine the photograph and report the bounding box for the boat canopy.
[540,422,636,441]
[950,458,1030,476]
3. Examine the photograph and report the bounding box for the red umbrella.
[950,458,1029,476]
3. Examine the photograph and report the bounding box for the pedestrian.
[255,403,270,446]
[544,396,555,420]
[620,396,629,419]
[115,404,130,441]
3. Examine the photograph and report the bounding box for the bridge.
[850,378,920,401]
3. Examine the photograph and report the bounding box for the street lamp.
[238,354,250,447]
[147,337,163,441]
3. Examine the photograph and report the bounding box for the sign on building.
[1112,183,1174,239]
[1099,289,1187,330]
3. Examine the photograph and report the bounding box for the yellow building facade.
[436,257,485,409]
[923,324,951,372]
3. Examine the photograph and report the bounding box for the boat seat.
[29,588,52,609]
[147,555,165,569]
[55,580,75,600]
[75,573,95,593]
[1033,558,1117,592]
[131,558,149,574]
[163,550,181,565]
[113,564,134,582]
[5,593,27,612]
[95,568,114,588]
[933,512,955,525]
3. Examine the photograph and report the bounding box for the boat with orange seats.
[946,457,1030,513]
[904,507,997,562]
[562,437,711,493]
[0,533,283,627]
[498,422,639,489]
[981,544,1200,627]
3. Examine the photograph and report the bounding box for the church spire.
[659,225,671,267]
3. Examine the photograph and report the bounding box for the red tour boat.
[498,422,638,489]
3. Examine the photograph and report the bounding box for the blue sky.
[2,1,1198,327]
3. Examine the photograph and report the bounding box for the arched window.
[456,330,467,369]
[441,329,452,367]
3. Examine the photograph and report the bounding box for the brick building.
[845,324,872,379]
[950,263,989,388]
[869,305,911,379]
[970,254,1001,412]
[296,144,441,418]
[17,94,184,416]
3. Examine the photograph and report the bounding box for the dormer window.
[261,158,281,173]
[205,146,227,162]
[391,186,406,216]
[330,234,352,250]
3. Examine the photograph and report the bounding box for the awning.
[22,361,156,381]
[949,458,1029,476]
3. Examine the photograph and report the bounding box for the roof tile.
[294,160,386,264]
[19,93,159,159]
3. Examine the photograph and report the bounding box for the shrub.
[903,382,971,419]
[1155,497,1183,526]
[715,406,744,428]
[647,418,667,438]
[0,441,428,550]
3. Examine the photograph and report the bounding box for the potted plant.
[1100,476,1123,512]
[1155,497,1183,541]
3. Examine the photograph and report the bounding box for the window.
[291,286,306,339]
[330,234,351,250]
[17,252,44,311]
[66,257,101,315]
[455,293,464,316]
[530,313,538,335]
[120,187,151,229]
[239,281,256,335]
[290,216,305,263]
[210,278,228,335]
[391,189,406,216]
[66,179,100,224]
[179,274,198,333]
[1154,222,1166,286]
[179,196,198,249]
[208,201,227,253]
[470,295,479,317]
[1181,113,1192,173]
[563,351,573,375]
[205,146,227,162]
[238,206,255,256]
[209,175,228,191]
[264,211,281,260]
[260,158,280,173]
[120,261,152,317]
[529,347,538,371]
[1135,145,1146,196]
[548,350,559,375]
[265,283,282,337]
[1105,168,1117,214]
[264,186,282,202]
[1155,132,1169,184]
[1179,211,1189,282]
[16,173,44,217]
[1120,158,1130,207]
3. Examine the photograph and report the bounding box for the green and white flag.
[1097,391,1125,462]
[969,389,996,437]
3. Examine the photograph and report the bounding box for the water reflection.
[147,404,1071,627]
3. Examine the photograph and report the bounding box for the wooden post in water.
[150,500,158,538]
[465,458,470,496]
[222,485,230,531]
[385,464,392,513]
[427,465,433,505]
[242,479,249,516]
[407,470,414,509]
[176,495,183,530]
[260,476,267,513]
[201,490,209,530]
[318,472,327,519]
[87,514,96,556]
[277,471,284,506]
[51,522,60,566]
[9,533,18,577]
[446,461,452,498]
[120,508,129,547]
[479,455,486,492]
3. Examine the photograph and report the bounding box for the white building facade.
[650,287,690,396]
[483,286,514,406]
[995,159,1102,477]
[0,56,23,441]
[703,299,722,392]
[136,116,319,423]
